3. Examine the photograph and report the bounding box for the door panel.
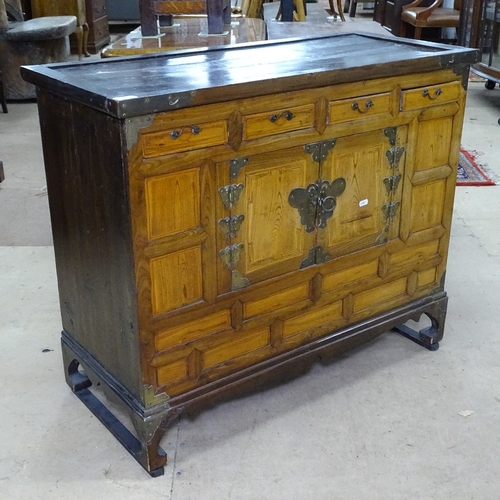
[318,128,407,258]
[228,146,318,285]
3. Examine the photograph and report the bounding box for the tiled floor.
[1,11,500,500]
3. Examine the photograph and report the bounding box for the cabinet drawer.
[400,81,461,111]
[328,92,392,124]
[88,16,109,44]
[243,104,315,141]
[142,120,227,158]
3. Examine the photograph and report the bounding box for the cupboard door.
[221,146,318,288]
[317,127,407,259]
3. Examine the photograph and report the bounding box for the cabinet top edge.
[21,32,479,118]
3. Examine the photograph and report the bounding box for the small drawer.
[243,104,315,141]
[400,81,461,111]
[142,120,227,158]
[328,92,392,125]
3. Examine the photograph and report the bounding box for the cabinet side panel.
[37,90,142,399]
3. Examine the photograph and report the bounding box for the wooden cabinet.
[83,0,110,53]
[21,34,478,477]
[374,0,414,35]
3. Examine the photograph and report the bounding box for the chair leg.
[414,26,422,39]
[349,0,357,17]
[0,72,7,113]
[337,0,345,21]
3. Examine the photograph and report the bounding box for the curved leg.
[74,25,83,60]
[337,0,345,21]
[83,22,90,57]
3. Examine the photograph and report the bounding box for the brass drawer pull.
[270,110,295,123]
[422,88,442,100]
[351,100,373,114]
[170,125,202,139]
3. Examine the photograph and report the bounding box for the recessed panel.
[145,168,200,240]
[150,246,203,315]
[244,161,309,273]
[415,117,453,171]
[409,180,446,234]
[203,328,270,368]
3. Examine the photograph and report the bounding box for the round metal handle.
[319,195,337,213]
[351,100,373,114]
[170,125,202,139]
[422,88,442,100]
[270,110,295,123]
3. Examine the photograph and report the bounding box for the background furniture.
[0,0,76,99]
[374,0,414,35]
[461,0,500,124]
[101,17,266,56]
[83,0,109,53]
[0,71,7,112]
[400,0,461,40]
[344,0,375,17]
[30,0,89,58]
[139,0,225,36]
[22,34,477,477]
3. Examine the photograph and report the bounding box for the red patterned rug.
[457,148,496,186]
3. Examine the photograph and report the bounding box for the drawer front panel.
[328,92,392,125]
[401,81,461,111]
[155,309,231,351]
[88,16,109,44]
[142,120,227,158]
[243,104,315,140]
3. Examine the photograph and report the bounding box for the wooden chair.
[140,0,231,36]
[401,0,461,40]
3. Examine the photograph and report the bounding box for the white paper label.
[359,199,368,207]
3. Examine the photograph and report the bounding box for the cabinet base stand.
[61,293,447,476]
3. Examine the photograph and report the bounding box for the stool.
[0,15,76,100]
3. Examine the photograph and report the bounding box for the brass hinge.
[230,157,249,181]
[386,146,405,169]
[382,201,401,221]
[219,243,244,269]
[383,127,397,146]
[383,174,402,194]
[218,215,245,240]
[300,246,333,269]
[218,183,244,209]
[231,270,250,291]
[304,139,337,163]
[289,177,346,233]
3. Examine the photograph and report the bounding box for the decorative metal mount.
[219,243,244,269]
[218,183,244,209]
[382,201,401,221]
[304,139,337,163]
[300,246,333,269]
[230,157,249,181]
[386,146,405,169]
[289,177,346,233]
[383,174,402,194]
[384,127,397,146]
[231,270,250,291]
[219,215,245,240]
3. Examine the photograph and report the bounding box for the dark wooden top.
[21,33,478,118]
